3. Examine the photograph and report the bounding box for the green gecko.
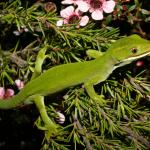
[0,35,150,131]
[0,35,150,138]
[0,35,150,134]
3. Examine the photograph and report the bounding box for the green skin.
[0,35,150,109]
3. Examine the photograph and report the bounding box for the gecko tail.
[0,92,26,109]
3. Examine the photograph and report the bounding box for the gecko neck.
[96,52,119,65]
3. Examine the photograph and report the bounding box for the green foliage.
[111,0,150,37]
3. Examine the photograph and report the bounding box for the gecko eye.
[131,48,138,54]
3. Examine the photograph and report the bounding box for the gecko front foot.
[91,94,106,106]
[84,83,106,106]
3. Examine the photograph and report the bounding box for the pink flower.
[4,89,14,99]
[57,6,89,26]
[0,87,14,99]
[76,0,116,20]
[15,79,24,90]
[0,87,5,99]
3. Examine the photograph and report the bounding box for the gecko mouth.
[124,51,150,62]
[114,51,150,68]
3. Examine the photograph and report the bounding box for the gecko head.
[108,34,150,63]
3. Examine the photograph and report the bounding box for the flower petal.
[75,8,80,15]
[61,0,74,4]
[63,19,68,24]
[91,10,103,20]
[56,20,64,26]
[80,15,89,26]
[89,8,95,13]
[15,79,24,90]
[103,0,115,13]
[76,1,89,12]
[60,6,74,18]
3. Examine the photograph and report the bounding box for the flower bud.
[0,87,5,99]
[15,79,24,90]
[5,89,14,99]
